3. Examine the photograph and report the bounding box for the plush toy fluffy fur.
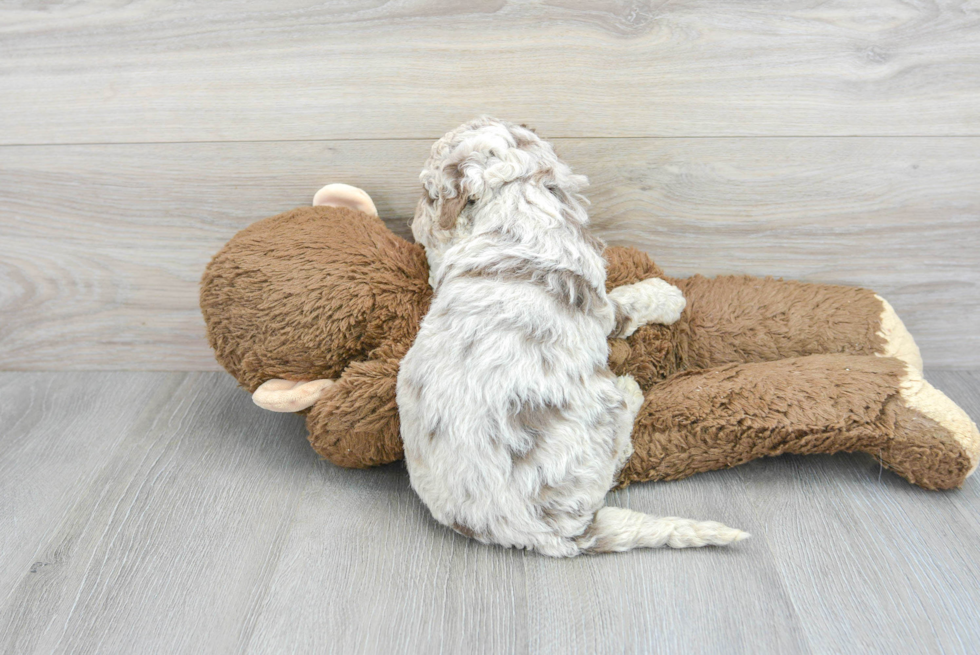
[397,118,744,555]
[200,139,980,507]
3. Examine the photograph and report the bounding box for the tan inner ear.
[252,378,335,412]
[439,194,468,230]
[312,183,378,217]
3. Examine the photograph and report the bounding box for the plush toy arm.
[618,354,979,491]
[304,346,406,469]
[669,275,923,373]
[608,278,687,337]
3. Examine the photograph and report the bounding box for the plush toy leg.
[305,348,405,468]
[312,183,378,217]
[619,354,979,490]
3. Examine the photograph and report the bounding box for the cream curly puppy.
[397,117,747,557]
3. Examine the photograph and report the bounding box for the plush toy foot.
[252,378,335,412]
[875,295,924,373]
[312,183,378,217]
[885,364,980,485]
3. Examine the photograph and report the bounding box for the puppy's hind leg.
[576,374,749,554]
[610,374,645,471]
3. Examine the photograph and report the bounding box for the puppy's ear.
[438,193,468,230]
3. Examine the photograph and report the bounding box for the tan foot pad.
[253,378,335,413]
[876,295,924,373]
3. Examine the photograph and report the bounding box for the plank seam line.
[2,135,979,148]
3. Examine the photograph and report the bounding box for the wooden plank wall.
[1,1,978,370]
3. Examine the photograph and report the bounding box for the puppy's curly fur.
[397,117,747,556]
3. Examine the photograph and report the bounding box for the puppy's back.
[398,272,625,556]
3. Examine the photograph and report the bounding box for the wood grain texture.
[1,0,979,144]
[518,476,810,654]
[246,462,810,654]
[0,373,171,603]
[2,137,977,370]
[0,372,316,654]
[734,371,980,655]
[2,371,980,653]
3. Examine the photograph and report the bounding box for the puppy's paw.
[614,375,645,415]
[632,278,686,325]
[608,278,687,336]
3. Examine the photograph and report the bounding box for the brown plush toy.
[200,184,980,490]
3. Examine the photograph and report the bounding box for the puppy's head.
[413,116,587,282]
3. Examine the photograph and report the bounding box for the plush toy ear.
[252,378,335,412]
[312,183,378,217]
[438,194,468,230]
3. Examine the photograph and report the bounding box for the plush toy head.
[200,189,431,397]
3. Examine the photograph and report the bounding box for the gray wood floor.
[2,370,979,654]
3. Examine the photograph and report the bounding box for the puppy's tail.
[579,507,748,553]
